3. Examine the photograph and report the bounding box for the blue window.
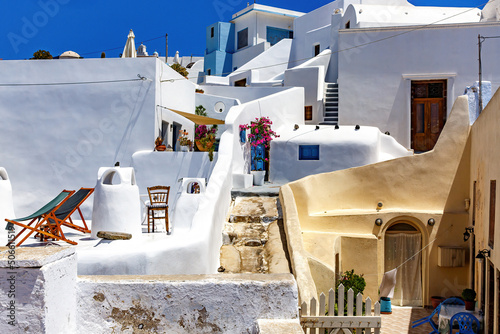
[237,28,248,49]
[299,145,319,160]
[266,27,293,46]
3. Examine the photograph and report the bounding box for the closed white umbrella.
[121,29,137,58]
[173,50,180,64]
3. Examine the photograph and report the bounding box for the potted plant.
[462,288,476,311]
[177,130,192,152]
[240,117,279,185]
[195,124,217,161]
[155,136,166,151]
[430,296,445,309]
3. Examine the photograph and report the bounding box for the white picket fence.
[300,284,382,334]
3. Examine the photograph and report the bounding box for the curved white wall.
[78,87,304,275]
[270,125,411,183]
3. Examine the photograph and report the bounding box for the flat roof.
[231,3,304,21]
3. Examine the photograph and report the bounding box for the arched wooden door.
[384,222,423,306]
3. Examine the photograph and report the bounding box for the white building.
[204,0,500,152]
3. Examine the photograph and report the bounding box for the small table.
[438,304,483,333]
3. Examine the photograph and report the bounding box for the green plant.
[335,269,366,316]
[101,52,106,58]
[31,49,53,59]
[170,63,188,78]
[462,288,476,301]
[178,130,192,148]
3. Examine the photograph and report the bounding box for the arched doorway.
[384,221,423,306]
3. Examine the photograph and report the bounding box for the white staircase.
[321,82,339,125]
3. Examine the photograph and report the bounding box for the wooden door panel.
[411,98,445,152]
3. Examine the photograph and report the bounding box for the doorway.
[172,122,181,151]
[411,80,447,152]
[234,78,247,87]
[385,222,423,306]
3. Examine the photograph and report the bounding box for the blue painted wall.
[204,22,234,76]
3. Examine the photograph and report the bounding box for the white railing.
[300,284,382,334]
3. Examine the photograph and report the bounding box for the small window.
[211,27,214,38]
[304,106,313,121]
[314,44,320,57]
[345,21,350,29]
[234,78,246,87]
[237,28,248,49]
[207,69,211,75]
[299,145,319,160]
[489,180,496,249]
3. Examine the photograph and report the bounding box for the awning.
[168,108,225,125]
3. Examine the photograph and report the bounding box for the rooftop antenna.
[165,33,168,64]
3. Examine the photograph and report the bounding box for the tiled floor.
[381,306,434,334]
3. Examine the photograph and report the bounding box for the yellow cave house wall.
[281,94,473,306]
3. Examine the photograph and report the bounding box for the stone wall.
[77,273,298,334]
[1,246,299,333]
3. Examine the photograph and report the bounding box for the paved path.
[381,306,434,333]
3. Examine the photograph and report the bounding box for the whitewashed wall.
[156,61,197,150]
[77,87,304,275]
[0,58,159,219]
[201,86,288,104]
[270,125,411,183]
[232,9,297,69]
[0,247,77,334]
[77,274,298,334]
[291,1,338,70]
[338,21,500,148]
[131,151,217,223]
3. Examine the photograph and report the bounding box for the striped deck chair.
[37,188,94,241]
[5,190,74,247]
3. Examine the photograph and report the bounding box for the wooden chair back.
[147,186,170,205]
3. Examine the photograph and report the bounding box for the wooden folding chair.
[37,188,94,242]
[5,190,75,247]
[146,186,170,233]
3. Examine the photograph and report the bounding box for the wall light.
[427,218,435,226]
[375,218,383,226]
[463,227,474,242]
[476,249,490,260]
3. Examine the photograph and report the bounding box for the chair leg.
[165,209,169,234]
[147,208,151,233]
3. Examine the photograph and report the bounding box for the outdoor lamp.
[375,218,383,226]
[428,218,435,226]
[476,249,490,260]
[463,227,474,242]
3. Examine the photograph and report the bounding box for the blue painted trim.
[251,144,265,171]
[240,129,246,143]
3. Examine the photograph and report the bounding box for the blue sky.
[0,0,487,60]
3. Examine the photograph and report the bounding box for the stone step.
[229,197,280,224]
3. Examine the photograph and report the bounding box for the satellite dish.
[214,101,225,113]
